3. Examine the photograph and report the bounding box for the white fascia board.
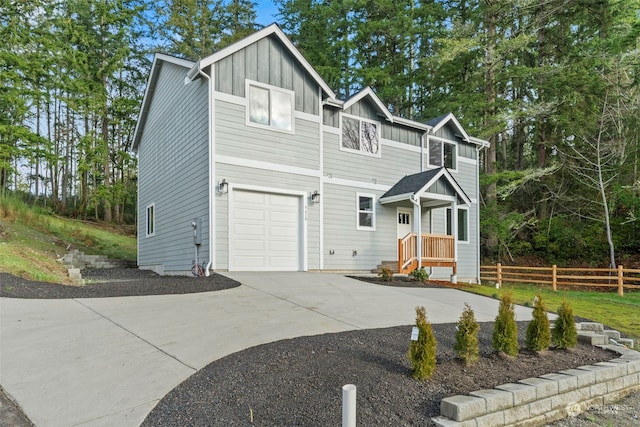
[198,24,336,100]
[469,135,490,148]
[379,192,414,205]
[415,168,472,206]
[343,87,393,122]
[155,53,195,69]
[323,98,344,108]
[392,115,432,132]
[430,112,471,142]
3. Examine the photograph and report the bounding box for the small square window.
[429,139,456,169]
[357,193,375,230]
[247,81,293,132]
[146,204,155,237]
[341,114,380,156]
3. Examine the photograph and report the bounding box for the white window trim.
[428,136,458,172]
[245,79,295,134]
[146,203,155,238]
[356,192,376,231]
[340,112,382,158]
[446,206,469,244]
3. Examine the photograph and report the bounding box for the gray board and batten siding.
[137,60,211,274]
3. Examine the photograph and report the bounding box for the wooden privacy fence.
[480,263,640,296]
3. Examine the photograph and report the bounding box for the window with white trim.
[341,114,380,156]
[247,80,294,132]
[446,206,468,242]
[429,139,457,169]
[146,204,155,237]
[356,193,376,230]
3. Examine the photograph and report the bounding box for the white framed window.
[446,206,468,242]
[428,138,457,170]
[146,203,155,237]
[356,193,376,230]
[246,80,294,132]
[340,113,380,156]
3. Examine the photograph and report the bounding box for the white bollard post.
[342,384,356,427]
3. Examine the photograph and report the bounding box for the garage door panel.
[230,190,301,271]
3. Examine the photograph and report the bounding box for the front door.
[397,207,412,239]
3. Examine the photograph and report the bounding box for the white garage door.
[230,189,301,271]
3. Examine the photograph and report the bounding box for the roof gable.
[380,167,471,205]
[343,87,393,122]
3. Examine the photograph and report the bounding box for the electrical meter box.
[191,218,202,245]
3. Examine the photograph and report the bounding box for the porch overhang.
[379,167,471,206]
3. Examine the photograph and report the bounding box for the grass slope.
[0,195,136,284]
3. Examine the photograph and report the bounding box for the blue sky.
[254,1,279,26]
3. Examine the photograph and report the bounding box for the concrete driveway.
[0,273,537,426]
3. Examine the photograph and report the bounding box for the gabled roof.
[132,54,195,151]
[343,86,393,122]
[426,112,470,142]
[379,167,471,205]
[187,23,336,100]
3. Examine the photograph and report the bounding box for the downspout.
[196,65,215,276]
[475,144,483,284]
[410,194,421,270]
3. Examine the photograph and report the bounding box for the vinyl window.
[247,80,294,132]
[429,139,457,169]
[357,193,376,230]
[146,204,155,237]
[446,207,468,242]
[341,114,380,156]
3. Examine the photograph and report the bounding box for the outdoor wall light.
[310,190,320,203]
[218,179,228,194]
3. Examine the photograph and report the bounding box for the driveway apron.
[0,273,537,426]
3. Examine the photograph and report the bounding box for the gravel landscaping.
[1,270,637,426]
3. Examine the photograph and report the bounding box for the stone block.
[503,404,530,424]
[559,368,596,387]
[470,388,513,412]
[578,363,619,382]
[618,338,635,348]
[579,322,604,333]
[529,397,552,416]
[606,377,626,393]
[475,410,505,427]
[594,362,628,380]
[551,388,591,410]
[518,377,559,398]
[623,373,639,388]
[431,416,476,427]
[604,330,621,341]
[590,381,608,396]
[540,372,578,393]
[441,395,487,421]
[578,332,608,346]
[496,383,537,405]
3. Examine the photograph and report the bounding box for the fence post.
[496,263,502,288]
[552,265,557,292]
[618,265,624,296]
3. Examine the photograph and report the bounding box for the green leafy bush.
[552,298,578,349]
[409,267,429,282]
[454,303,480,365]
[378,266,393,282]
[492,290,519,356]
[408,306,437,380]
[525,292,551,352]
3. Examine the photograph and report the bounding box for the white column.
[412,197,421,269]
[451,199,458,284]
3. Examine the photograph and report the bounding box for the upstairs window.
[247,81,293,132]
[341,114,380,156]
[356,193,376,230]
[429,139,456,169]
[446,207,468,242]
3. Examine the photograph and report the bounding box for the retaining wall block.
[604,330,621,341]
[503,403,530,425]
[441,395,487,421]
[528,397,552,417]
[579,322,604,333]
[558,368,596,388]
[518,378,559,399]
[623,373,640,389]
[550,387,591,411]
[539,373,578,393]
[431,416,477,427]
[496,383,537,406]
[578,363,623,382]
[475,410,505,427]
[605,376,626,393]
[470,388,514,412]
[577,332,607,346]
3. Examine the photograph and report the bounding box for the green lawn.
[460,282,640,346]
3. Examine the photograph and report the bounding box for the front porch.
[397,233,456,274]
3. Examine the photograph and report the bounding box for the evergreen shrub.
[454,303,480,365]
[378,266,393,282]
[408,306,437,380]
[492,290,519,356]
[552,298,578,349]
[525,292,551,352]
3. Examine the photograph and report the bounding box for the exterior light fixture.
[310,190,320,203]
[218,179,228,194]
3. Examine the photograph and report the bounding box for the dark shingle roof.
[381,168,443,199]
[424,113,451,127]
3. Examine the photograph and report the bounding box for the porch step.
[371,261,399,274]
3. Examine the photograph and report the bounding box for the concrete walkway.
[0,273,538,426]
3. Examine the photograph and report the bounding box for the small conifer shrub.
[525,292,551,352]
[408,306,437,380]
[492,290,519,356]
[409,267,429,282]
[378,266,393,282]
[454,303,480,365]
[552,298,578,349]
